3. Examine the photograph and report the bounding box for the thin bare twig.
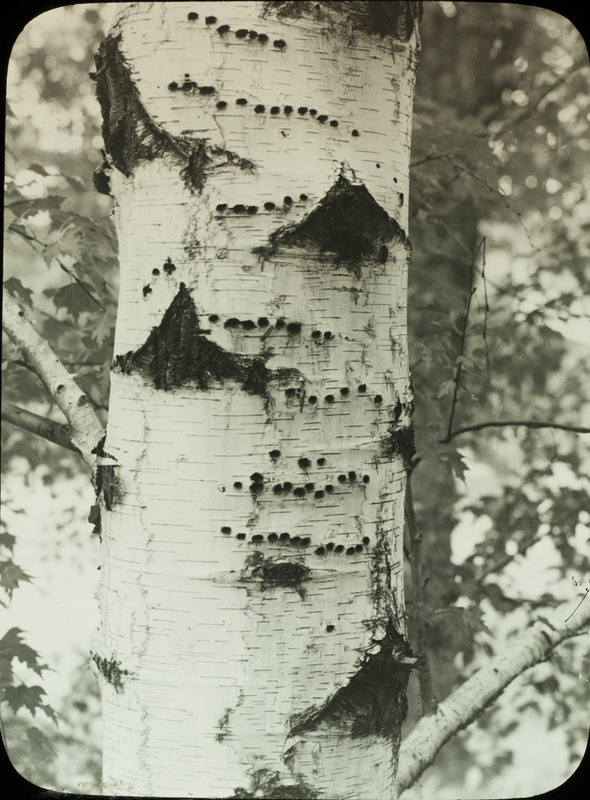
[440,419,590,443]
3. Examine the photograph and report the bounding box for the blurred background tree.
[2,2,589,796]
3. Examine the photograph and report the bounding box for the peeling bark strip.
[113,283,298,394]
[93,35,254,191]
[290,623,414,740]
[262,175,407,269]
[232,768,317,799]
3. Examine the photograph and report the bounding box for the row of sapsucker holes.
[214,194,309,215]
[232,467,371,500]
[168,77,361,138]
[186,10,286,50]
[220,525,370,555]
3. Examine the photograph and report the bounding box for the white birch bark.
[94,3,420,797]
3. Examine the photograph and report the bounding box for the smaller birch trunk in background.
[92,2,421,797]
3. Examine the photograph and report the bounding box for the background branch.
[440,419,590,443]
[2,402,78,453]
[2,292,104,464]
[397,599,590,795]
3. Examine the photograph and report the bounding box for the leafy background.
[2,2,589,796]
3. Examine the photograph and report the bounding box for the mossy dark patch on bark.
[259,176,406,273]
[114,284,298,397]
[381,422,416,468]
[91,653,131,693]
[243,551,310,598]
[289,621,412,740]
[262,1,422,41]
[232,769,317,799]
[93,35,254,192]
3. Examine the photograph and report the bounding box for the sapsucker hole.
[258,317,269,327]
[257,33,269,43]
[324,331,333,340]
[187,12,198,21]
[393,176,398,183]
[311,330,322,339]
[285,388,297,398]
[348,471,357,481]
[330,119,338,127]
[355,544,364,553]
[358,384,367,393]
[335,545,344,554]
[237,533,246,540]
[269,449,281,461]
[326,542,335,551]
[351,129,360,137]
[235,29,248,38]
[280,532,290,541]
[338,474,347,483]
[317,458,326,466]
[225,318,240,329]
[143,285,152,296]
[270,106,280,115]
[305,482,315,491]
[163,258,176,274]
[284,105,293,114]
[346,547,356,556]
[315,546,326,556]
[236,97,248,105]
[209,314,220,323]
[291,536,302,545]
[232,204,246,213]
[286,322,301,335]
[374,395,383,404]
[273,485,283,495]
[255,104,265,114]
[168,81,178,90]
[283,196,293,205]
[363,475,370,484]
[249,30,258,39]
[217,24,230,34]
[283,481,293,492]
[276,318,286,330]
[234,481,243,490]
[317,114,328,123]
[294,487,306,498]
[301,537,311,546]
[268,533,278,542]
[325,484,334,494]
[298,457,311,469]
[326,624,335,632]
[216,203,227,211]
[216,101,227,110]
[273,39,286,49]
[199,86,215,95]
[340,387,349,396]
[362,536,370,545]
[241,319,257,330]
[182,80,195,91]
[221,526,231,534]
[250,472,264,483]
[314,490,325,499]
[308,396,318,404]
[152,268,160,275]
[263,201,275,211]
[252,534,264,543]
[250,483,263,495]
[205,16,217,24]
[299,193,308,201]
[325,395,335,404]
[309,109,317,116]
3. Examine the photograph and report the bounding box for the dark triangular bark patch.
[114,284,297,395]
[264,176,406,269]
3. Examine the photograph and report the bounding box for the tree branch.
[2,402,78,454]
[2,292,104,465]
[440,419,590,443]
[396,598,590,795]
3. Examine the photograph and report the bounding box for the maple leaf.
[0,628,48,676]
[3,684,46,715]
[4,277,34,308]
[0,560,32,599]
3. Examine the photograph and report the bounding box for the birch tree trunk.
[93,3,420,797]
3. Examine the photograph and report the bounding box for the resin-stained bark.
[94,2,420,797]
